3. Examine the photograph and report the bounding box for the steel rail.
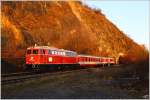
[1,68,95,85]
[1,64,121,85]
[1,71,35,77]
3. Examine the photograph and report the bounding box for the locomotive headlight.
[48,57,53,62]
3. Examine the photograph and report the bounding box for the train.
[25,46,116,70]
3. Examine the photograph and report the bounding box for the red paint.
[26,46,115,67]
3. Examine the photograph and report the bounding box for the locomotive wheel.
[32,64,40,72]
[32,64,36,68]
[58,66,61,70]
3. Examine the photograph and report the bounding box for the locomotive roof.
[27,46,77,53]
[27,46,58,50]
[60,49,77,53]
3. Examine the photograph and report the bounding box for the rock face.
[1,1,148,63]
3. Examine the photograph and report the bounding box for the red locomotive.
[26,46,115,70]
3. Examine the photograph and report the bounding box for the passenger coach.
[77,55,115,66]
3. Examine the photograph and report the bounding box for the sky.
[83,0,149,49]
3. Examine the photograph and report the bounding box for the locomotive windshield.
[33,49,38,54]
[27,49,38,54]
[27,50,31,54]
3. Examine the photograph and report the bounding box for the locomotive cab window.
[33,49,38,54]
[27,50,31,54]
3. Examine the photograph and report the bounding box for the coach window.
[62,52,65,56]
[71,52,73,56]
[86,58,88,62]
[33,49,38,54]
[96,58,98,62]
[48,50,51,54]
[61,52,63,55]
[52,50,56,55]
[51,51,54,55]
[55,51,58,55]
[65,52,68,56]
[81,58,83,62]
[71,52,75,56]
[69,52,71,56]
[57,51,59,55]
[62,52,64,55]
[66,52,70,56]
[70,52,72,56]
[80,58,82,61]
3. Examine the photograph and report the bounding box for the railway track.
[1,64,122,85]
[1,71,40,85]
[1,67,95,85]
[2,71,35,77]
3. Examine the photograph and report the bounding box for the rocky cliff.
[1,1,148,63]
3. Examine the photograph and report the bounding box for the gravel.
[1,66,147,99]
